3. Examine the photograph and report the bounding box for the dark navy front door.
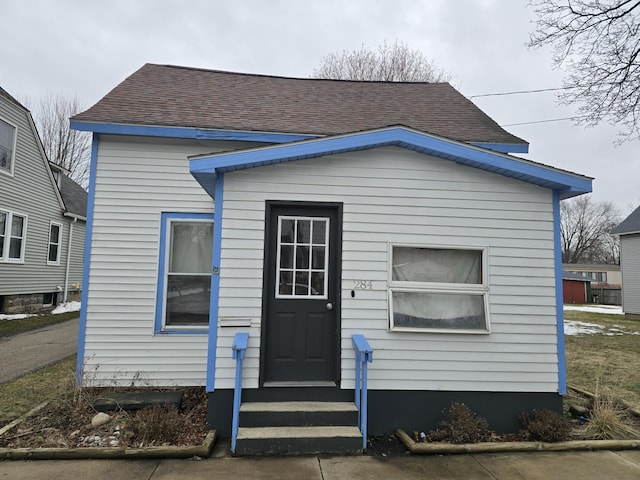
[262,202,341,384]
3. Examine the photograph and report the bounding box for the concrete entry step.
[239,401,359,428]
[235,425,363,456]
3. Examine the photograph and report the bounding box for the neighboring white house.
[0,87,86,314]
[71,64,592,439]
[612,205,640,315]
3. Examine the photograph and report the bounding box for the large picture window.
[388,245,489,333]
[0,118,16,175]
[0,210,27,263]
[156,213,214,332]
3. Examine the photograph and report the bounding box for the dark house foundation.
[208,388,562,437]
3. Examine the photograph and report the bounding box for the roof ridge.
[149,63,450,86]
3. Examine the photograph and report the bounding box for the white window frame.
[47,221,63,265]
[155,213,214,333]
[0,117,17,176]
[388,243,490,334]
[0,209,27,263]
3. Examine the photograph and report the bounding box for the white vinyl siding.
[620,234,640,315]
[217,146,558,393]
[82,135,255,386]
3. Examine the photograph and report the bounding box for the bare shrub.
[519,409,571,442]
[428,402,492,444]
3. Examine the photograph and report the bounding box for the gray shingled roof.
[562,271,592,282]
[59,174,88,218]
[72,64,527,146]
[612,205,640,235]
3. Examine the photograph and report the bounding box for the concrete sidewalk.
[2,450,640,479]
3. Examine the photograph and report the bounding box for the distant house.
[562,263,621,287]
[612,205,640,315]
[0,87,87,314]
[562,271,592,304]
[71,64,592,450]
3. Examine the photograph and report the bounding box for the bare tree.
[33,93,90,188]
[561,196,621,264]
[528,1,640,142]
[312,40,452,82]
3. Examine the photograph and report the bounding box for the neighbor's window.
[157,213,214,331]
[388,245,489,333]
[47,222,62,264]
[0,210,27,262]
[0,118,16,175]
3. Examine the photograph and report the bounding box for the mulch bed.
[0,387,208,449]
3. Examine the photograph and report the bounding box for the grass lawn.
[0,355,76,426]
[0,311,79,338]
[564,309,640,410]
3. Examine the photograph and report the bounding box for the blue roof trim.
[76,133,99,385]
[553,190,567,395]
[470,142,529,154]
[189,127,591,200]
[70,120,317,143]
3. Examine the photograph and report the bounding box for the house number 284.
[353,280,373,290]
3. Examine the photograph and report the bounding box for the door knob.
[326,302,333,311]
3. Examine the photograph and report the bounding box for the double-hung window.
[388,244,489,333]
[156,213,214,332]
[0,118,16,175]
[0,210,27,262]
[47,222,62,264]
[0,210,27,263]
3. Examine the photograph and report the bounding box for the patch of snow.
[0,313,35,321]
[0,301,80,320]
[563,305,624,315]
[564,321,606,335]
[51,301,81,314]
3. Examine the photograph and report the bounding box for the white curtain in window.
[169,222,213,274]
[392,291,485,329]
[392,247,481,284]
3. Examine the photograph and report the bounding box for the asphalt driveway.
[0,317,79,383]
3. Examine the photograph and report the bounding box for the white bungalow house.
[71,64,592,453]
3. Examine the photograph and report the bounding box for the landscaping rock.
[91,412,112,427]
[569,404,590,417]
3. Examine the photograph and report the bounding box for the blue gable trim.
[553,190,567,395]
[70,121,316,144]
[76,133,99,384]
[189,126,591,200]
[207,174,225,392]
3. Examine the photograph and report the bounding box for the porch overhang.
[189,126,592,200]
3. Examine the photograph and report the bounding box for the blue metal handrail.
[230,332,249,454]
[351,334,373,450]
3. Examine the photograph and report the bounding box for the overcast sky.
[2,0,638,214]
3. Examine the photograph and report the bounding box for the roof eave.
[70,120,318,144]
[189,126,592,199]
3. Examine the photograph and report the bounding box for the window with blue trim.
[157,213,213,332]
